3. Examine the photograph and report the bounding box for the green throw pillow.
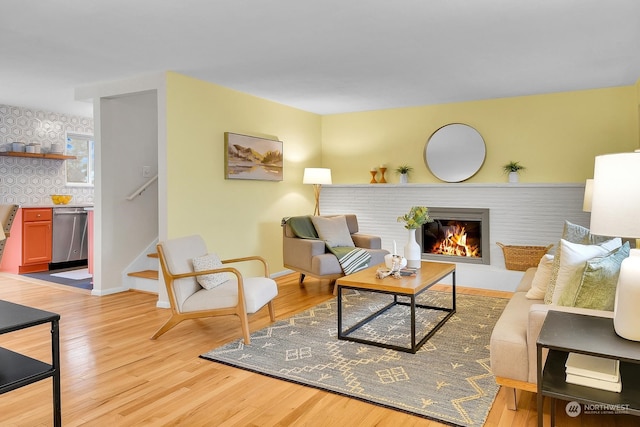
[557,242,630,310]
[544,221,615,304]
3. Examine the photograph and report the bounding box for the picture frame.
[224,132,283,181]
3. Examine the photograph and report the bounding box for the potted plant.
[503,161,526,183]
[397,206,433,269]
[395,164,413,184]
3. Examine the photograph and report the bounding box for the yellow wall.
[165,72,321,273]
[163,72,639,275]
[321,86,639,184]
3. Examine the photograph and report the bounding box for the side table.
[536,310,640,427]
[0,300,61,426]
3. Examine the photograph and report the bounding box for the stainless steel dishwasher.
[52,207,89,266]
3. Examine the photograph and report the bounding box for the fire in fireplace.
[420,208,490,265]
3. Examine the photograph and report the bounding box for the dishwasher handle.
[53,211,88,215]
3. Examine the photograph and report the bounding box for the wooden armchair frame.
[152,243,276,344]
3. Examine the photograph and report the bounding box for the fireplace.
[420,208,490,265]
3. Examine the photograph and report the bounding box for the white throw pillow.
[550,238,622,305]
[526,254,554,300]
[192,253,231,290]
[311,215,355,248]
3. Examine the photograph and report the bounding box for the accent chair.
[152,234,278,344]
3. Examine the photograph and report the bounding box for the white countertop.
[20,204,94,209]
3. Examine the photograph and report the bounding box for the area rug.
[201,290,508,426]
[50,268,92,280]
[23,267,93,290]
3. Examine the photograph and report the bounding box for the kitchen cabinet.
[0,208,52,274]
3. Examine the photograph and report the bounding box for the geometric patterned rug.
[201,290,508,426]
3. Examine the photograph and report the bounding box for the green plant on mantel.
[502,161,526,174]
[395,164,413,175]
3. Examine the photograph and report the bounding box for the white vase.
[399,173,408,184]
[508,172,519,183]
[404,228,421,269]
[613,248,640,341]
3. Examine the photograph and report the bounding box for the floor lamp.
[303,168,332,216]
[589,151,640,341]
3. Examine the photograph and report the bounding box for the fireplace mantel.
[320,182,589,291]
[327,183,586,189]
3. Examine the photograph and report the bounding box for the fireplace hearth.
[421,208,490,265]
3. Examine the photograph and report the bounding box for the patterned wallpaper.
[0,104,94,206]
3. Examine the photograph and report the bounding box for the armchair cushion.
[182,277,278,313]
[192,253,231,290]
[311,215,355,248]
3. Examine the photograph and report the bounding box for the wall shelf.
[0,152,76,160]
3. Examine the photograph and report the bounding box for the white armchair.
[152,235,278,344]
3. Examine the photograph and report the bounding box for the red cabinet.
[22,208,52,269]
[0,208,52,274]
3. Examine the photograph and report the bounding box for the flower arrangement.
[397,206,433,229]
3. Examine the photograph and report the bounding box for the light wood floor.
[0,272,636,426]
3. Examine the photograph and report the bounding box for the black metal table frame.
[0,300,61,427]
[337,270,455,354]
[536,311,640,427]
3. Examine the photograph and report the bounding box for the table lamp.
[303,168,332,216]
[589,151,640,341]
[582,179,593,212]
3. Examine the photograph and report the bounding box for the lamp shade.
[582,179,593,212]
[303,168,332,185]
[589,152,640,238]
[589,151,640,342]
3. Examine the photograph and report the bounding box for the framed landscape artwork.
[224,132,283,181]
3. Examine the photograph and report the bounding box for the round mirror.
[424,123,486,182]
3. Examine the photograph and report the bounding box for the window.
[65,132,94,186]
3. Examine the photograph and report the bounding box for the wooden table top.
[335,261,455,295]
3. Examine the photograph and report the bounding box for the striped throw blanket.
[328,246,371,275]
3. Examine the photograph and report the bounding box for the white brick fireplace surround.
[320,183,589,292]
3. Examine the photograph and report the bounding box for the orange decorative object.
[369,170,378,183]
[378,167,387,183]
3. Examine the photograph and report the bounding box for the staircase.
[127,253,160,292]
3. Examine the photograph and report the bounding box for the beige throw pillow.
[311,215,355,248]
[192,253,231,290]
[526,254,554,300]
[549,238,621,305]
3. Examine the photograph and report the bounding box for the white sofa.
[489,266,613,409]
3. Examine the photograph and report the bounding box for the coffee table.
[335,261,456,353]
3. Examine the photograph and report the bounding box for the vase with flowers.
[397,206,433,268]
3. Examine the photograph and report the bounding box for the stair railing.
[126,174,158,201]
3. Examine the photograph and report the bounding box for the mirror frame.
[424,123,486,182]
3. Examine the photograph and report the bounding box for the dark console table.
[0,300,61,426]
[537,310,640,427]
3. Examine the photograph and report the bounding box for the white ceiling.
[1,0,639,118]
